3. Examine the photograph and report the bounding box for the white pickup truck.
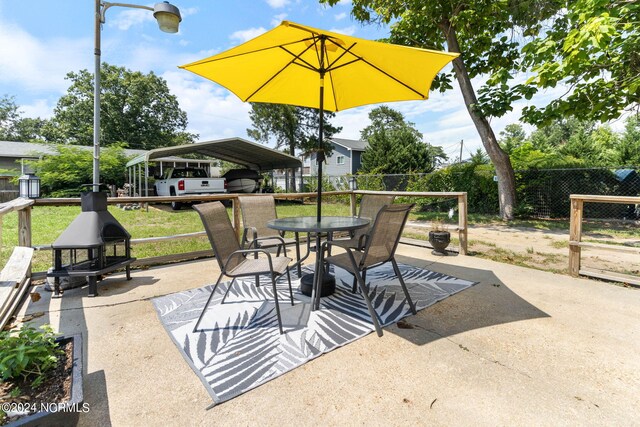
[154,167,226,210]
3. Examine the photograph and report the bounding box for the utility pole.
[458,139,464,163]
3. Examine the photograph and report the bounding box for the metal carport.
[125,137,302,196]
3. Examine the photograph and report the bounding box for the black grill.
[48,192,136,297]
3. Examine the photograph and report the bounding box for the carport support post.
[569,197,583,276]
[144,161,149,197]
[138,164,142,197]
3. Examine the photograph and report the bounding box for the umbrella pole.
[317,79,324,223]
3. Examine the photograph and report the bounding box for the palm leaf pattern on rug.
[153,263,476,404]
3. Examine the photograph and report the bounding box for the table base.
[300,273,335,297]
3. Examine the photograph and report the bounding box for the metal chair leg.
[193,272,225,333]
[391,259,416,314]
[220,278,236,305]
[352,269,367,293]
[270,274,284,334]
[353,269,383,337]
[285,268,294,305]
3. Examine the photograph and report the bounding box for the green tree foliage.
[0,95,21,140]
[521,0,640,125]
[359,106,446,174]
[45,63,196,149]
[0,95,48,142]
[247,102,341,190]
[26,144,131,197]
[247,103,341,155]
[619,116,640,166]
[499,124,527,155]
[320,0,562,220]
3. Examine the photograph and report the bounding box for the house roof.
[125,138,301,171]
[330,138,368,152]
[0,140,146,158]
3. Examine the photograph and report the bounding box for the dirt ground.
[405,222,640,278]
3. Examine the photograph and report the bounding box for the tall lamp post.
[93,1,181,192]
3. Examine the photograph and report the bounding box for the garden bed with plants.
[0,325,82,426]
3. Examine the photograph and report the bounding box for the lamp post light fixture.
[93,1,181,192]
[19,174,41,199]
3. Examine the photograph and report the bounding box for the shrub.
[0,324,63,387]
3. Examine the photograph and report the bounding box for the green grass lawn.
[0,201,353,273]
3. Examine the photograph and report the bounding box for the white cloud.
[271,13,288,27]
[329,25,356,36]
[162,71,253,141]
[335,12,347,21]
[0,19,90,94]
[230,27,267,43]
[266,0,290,8]
[20,99,56,120]
[109,8,153,31]
[108,5,198,31]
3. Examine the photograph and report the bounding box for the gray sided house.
[309,138,368,176]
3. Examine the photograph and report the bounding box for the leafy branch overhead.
[519,0,640,125]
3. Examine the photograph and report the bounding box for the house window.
[336,155,345,165]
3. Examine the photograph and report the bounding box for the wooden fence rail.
[7,189,468,276]
[569,194,640,286]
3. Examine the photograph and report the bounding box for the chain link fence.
[287,166,640,220]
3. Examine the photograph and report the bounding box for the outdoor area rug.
[152,263,476,405]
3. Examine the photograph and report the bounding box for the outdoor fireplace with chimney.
[48,191,135,297]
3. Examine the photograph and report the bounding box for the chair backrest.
[238,195,280,239]
[354,194,395,241]
[361,203,414,267]
[193,202,243,271]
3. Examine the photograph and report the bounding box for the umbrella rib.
[183,38,316,66]
[280,46,320,72]
[357,57,427,98]
[326,42,358,70]
[328,40,427,99]
[244,43,319,102]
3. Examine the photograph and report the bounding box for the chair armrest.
[248,235,288,257]
[222,248,276,273]
[321,241,363,270]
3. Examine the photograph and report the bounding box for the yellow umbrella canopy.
[181,21,458,220]
[180,21,459,112]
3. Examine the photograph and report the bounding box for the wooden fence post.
[18,206,32,248]
[350,191,357,216]
[569,197,583,276]
[17,205,32,277]
[458,193,468,255]
[232,197,241,241]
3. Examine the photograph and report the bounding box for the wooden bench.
[0,246,34,330]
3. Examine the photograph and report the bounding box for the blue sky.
[0,0,563,161]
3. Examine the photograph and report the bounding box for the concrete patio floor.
[16,244,640,426]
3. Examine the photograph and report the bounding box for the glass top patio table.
[267,216,370,234]
[267,216,370,310]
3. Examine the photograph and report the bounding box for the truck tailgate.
[183,178,225,194]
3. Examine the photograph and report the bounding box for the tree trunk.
[441,22,516,220]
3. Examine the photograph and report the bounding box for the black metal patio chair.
[319,203,417,337]
[192,201,294,335]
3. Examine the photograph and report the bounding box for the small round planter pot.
[428,231,451,256]
[6,334,84,427]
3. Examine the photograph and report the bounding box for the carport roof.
[125,138,301,171]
